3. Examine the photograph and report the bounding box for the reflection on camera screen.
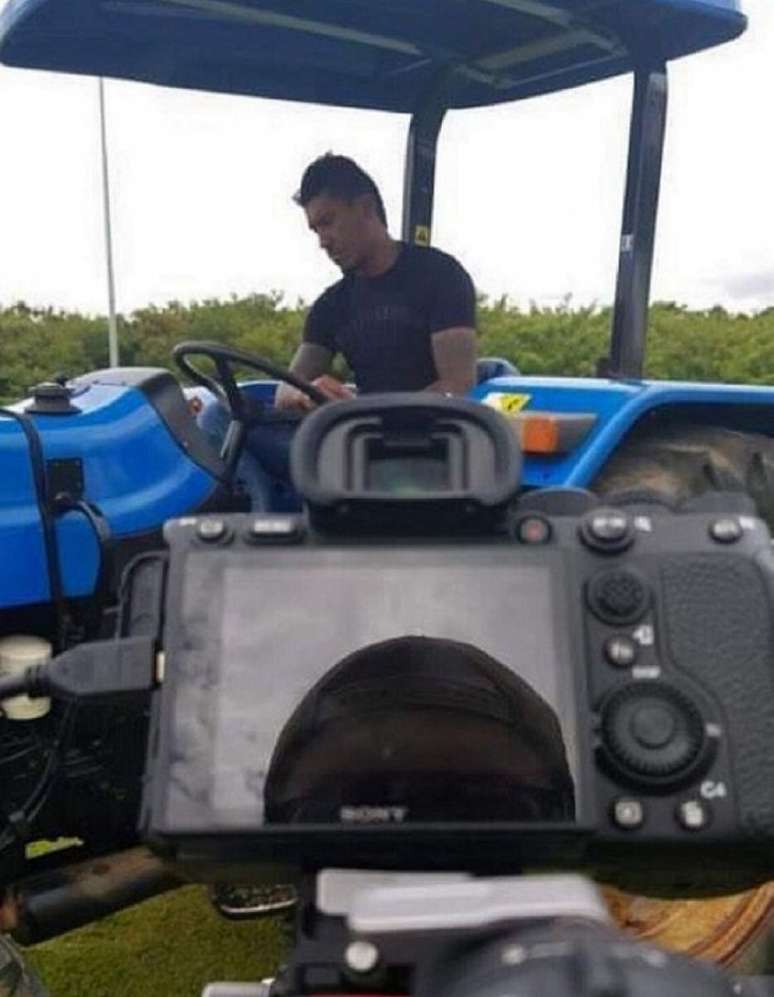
[185,545,579,827]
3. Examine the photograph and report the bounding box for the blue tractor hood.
[0,0,746,112]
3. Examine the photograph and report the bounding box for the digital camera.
[132,395,774,884]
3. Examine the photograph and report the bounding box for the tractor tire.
[592,424,774,529]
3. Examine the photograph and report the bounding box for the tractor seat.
[476,357,520,383]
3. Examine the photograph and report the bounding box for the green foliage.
[2,295,774,403]
[0,303,108,403]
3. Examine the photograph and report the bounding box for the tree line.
[1,294,773,403]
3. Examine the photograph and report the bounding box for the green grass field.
[22,885,288,997]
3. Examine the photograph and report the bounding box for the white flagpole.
[98,77,119,367]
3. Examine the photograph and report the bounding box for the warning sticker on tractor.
[483,392,531,415]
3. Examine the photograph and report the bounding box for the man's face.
[304,193,369,273]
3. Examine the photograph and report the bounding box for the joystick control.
[587,568,650,625]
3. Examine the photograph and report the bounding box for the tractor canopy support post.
[401,71,453,246]
[608,63,668,379]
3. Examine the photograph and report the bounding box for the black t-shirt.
[303,243,476,393]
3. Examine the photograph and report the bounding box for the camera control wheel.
[599,682,708,787]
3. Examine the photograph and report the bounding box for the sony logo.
[339,805,409,824]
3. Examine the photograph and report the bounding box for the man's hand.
[274,343,349,411]
[275,374,354,412]
[313,375,355,401]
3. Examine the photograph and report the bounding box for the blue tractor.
[0,0,771,977]
[1,0,769,642]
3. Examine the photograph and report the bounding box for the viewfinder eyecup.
[289,393,522,533]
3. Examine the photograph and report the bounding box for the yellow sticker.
[484,392,532,415]
[413,225,431,246]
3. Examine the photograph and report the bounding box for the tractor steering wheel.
[172,340,328,483]
[172,340,328,419]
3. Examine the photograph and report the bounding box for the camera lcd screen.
[164,545,583,832]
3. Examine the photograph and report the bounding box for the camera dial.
[598,682,708,788]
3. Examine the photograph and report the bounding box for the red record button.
[516,516,552,545]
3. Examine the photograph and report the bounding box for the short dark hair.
[295,154,387,226]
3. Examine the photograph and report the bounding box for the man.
[275,154,477,410]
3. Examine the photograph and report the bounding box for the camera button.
[247,516,305,542]
[515,515,552,544]
[676,799,711,831]
[580,508,634,552]
[604,635,638,668]
[612,798,645,830]
[709,518,743,544]
[588,569,650,624]
[196,518,229,543]
[631,704,676,749]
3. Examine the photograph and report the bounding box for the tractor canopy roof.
[0,0,746,112]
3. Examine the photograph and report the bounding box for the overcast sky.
[0,0,772,317]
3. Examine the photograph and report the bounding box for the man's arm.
[426,326,477,396]
[275,343,353,411]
